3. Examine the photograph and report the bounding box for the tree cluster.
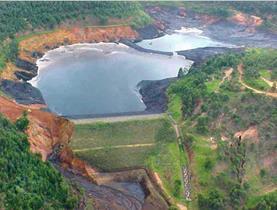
[0,114,78,209]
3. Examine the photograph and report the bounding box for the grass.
[147,142,186,201]
[167,94,182,122]
[75,146,155,171]
[71,118,186,201]
[206,79,221,93]
[260,69,271,80]
[244,77,271,91]
[191,134,217,189]
[71,119,163,150]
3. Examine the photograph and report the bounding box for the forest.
[167,49,277,209]
[0,114,79,209]
[0,1,150,72]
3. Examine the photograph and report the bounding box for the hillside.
[0,2,276,210]
[0,114,79,209]
[167,49,277,209]
[144,1,277,33]
[0,1,151,72]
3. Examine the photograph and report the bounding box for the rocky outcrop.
[138,78,177,112]
[177,47,244,67]
[15,58,38,74]
[14,70,36,81]
[0,79,45,104]
[136,24,163,40]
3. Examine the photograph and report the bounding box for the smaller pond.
[137,27,233,52]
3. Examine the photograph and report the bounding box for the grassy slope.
[71,118,186,202]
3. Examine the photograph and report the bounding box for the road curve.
[71,113,165,124]
[238,64,277,98]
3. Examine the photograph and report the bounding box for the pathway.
[73,143,155,152]
[71,113,165,124]
[238,64,277,98]
[218,67,233,88]
[261,77,274,87]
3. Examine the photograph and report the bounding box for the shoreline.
[0,13,272,117]
[0,34,243,117]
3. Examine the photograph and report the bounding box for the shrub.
[198,190,225,210]
[173,180,182,197]
[196,116,209,134]
[15,111,29,131]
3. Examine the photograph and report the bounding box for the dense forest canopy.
[0,1,145,42]
[0,114,78,209]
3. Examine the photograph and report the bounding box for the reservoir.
[30,43,191,116]
[30,31,230,116]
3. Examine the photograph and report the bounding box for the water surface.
[30,43,191,116]
[137,27,232,52]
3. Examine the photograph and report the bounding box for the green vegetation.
[71,118,186,201]
[0,114,79,209]
[243,49,277,91]
[246,191,277,210]
[0,1,148,42]
[15,111,29,132]
[0,1,151,71]
[167,94,182,122]
[168,49,277,209]
[71,119,163,150]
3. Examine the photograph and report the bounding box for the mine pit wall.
[0,26,139,105]
[95,168,170,210]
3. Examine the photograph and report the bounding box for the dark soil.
[0,79,45,105]
[137,78,177,113]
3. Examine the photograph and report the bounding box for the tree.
[196,116,209,134]
[15,111,29,131]
[173,180,182,197]
[198,190,225,210]
[228,136,246,184]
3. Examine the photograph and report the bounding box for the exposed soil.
[144,6,277,48]
[0,79,45,104]
[0,26,138,105]
[138,78,177,113]
[234,125,259,144]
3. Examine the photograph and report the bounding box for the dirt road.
[73,143,155,152]
[238,64,277,98]
[71,113,165,124]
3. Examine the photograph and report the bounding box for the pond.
[136,27,232,52]
[30,43,191,116]
[29,30,231,116]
